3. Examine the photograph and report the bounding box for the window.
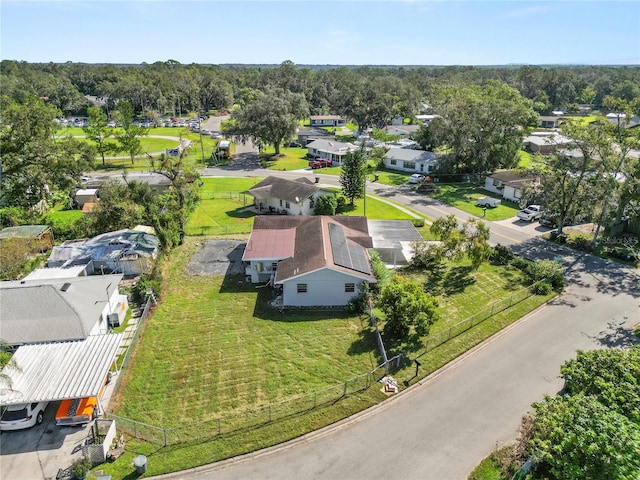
[492,178,501,187]
[404,162,416,170]
[271,262,278,271]
[345,283,355,293]
[297,284,307,293]
[280,199,283,207]
[514,189,522,199]
[310,199,315,208]
[285,201,290,209]
[390,159,397,165]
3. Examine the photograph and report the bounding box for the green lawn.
[98,238,553,478]
[432,184,521,221]
[44,206,84,227]
[260,146,310,171]
[186,178,425,236]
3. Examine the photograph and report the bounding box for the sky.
[1,0,639,66]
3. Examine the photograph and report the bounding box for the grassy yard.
[432,183,521,221]
[57,127,223,172]
[44,205,84,228]
[186,178,426,236]
[113,237,380,426]
[260,146,310,171]
[99,237,553,478]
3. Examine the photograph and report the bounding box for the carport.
[0,334,123,408]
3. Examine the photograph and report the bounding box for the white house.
[245,176,330,215]
[309,115,346,127]
[384,148,439,174]
[484,170,538,203]
[242,216,376,307]
[383,124,421,137]
[306,139,357,166]
[0,274,127,347]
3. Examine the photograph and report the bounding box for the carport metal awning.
[0,334,123,406]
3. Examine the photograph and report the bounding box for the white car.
[517,205,543,222]
[408,173,426,184]
[0,402,48,431]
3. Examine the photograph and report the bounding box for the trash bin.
[133,455,147,474]
[374,174,379,182]
[315,176,320,183]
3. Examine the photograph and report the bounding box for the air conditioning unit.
[107,313,120,328]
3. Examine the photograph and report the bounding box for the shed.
[0,225,54,250]
[75,188,99,208]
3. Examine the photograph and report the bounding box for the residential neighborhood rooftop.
[245,176,324,204]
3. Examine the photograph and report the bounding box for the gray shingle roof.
[385,148,438,164]
[247,176,322,204]
[0,274,123,345]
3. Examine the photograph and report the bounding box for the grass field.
[432,184,521,221]
[56,127,223,171]
[186,178,426,235]
[260,146,310,171]
[100,237,552,478]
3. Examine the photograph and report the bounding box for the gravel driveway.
[187,240,246,275]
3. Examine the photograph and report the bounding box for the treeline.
[2,60,639,119]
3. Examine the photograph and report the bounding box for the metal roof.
[22,266,86,281]
[0,225,51,239]
[0,334,123,406]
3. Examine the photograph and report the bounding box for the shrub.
[411,218,426,228]
[568,233,592,252]
[511,257,530,272]
[314,194,338,215]
[131,273,161,304]
[527,259,564,292]
[490,244,514,265]
[532,281,552,295]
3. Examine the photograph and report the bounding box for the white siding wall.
[281,268,369,306]
[247,258,284,283]
[502,185,522,203]
[484,177,503,195]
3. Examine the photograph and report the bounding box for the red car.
[309,158,332,168]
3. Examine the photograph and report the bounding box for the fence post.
[164,427,167,447]
[343,381,348,396]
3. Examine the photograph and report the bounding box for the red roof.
[242,228,296,260]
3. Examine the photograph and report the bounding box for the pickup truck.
[477,197,501,208]
[517,205,543,222]
[309,158,332,169]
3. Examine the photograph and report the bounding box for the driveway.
[1,401,92,480]
[155,243,639,480]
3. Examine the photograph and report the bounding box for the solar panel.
[329,223,371,274]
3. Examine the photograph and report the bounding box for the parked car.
[0,402,49,431]
[538,215,559,228]
[477,197,501,208]
[210,131,223,139]
[286,141,303,148]
[309,158,332,168]
[408,173,426,184]
[517,205,544,222]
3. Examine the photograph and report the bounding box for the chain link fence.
[105,280,545,447]
[106,355,402,446]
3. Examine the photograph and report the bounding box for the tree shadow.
[590,319,640,348]
[226,205,257,219]
[347,327,378,357]
[442,265,475,295]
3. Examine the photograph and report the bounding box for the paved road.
[156,243,639,480]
